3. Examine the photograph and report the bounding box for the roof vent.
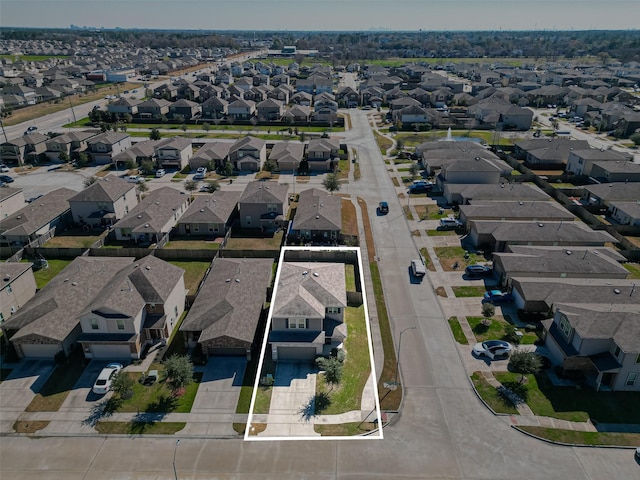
[3,275,11,282]
[538,223,544,227]
[71,281,78,286]
[145,266,151,270]
[225,278,230,283]
[200,209,205,212]
[64,278,69,282]
[519,201,523,205]
[144,223,150,227]
[134,264,139,268]
[137,214,142,218]
[313,272,319,277]
[16,215,22,219]
[303,271,308,275]
[566,250,572,255]
[235,278,240,283]
[155,201,160,205]
[315,215,320,219]
[613,288,621,294]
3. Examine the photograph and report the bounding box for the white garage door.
[20,343,61,358]
[90,344,132,359]
[277,346,317,361]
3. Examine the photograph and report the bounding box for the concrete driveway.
[191,356,246,416]
[259,362,320,438]
[0,360,55,434]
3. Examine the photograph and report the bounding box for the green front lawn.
[426,229,457,236]
[94,421,186,435]
[496,372,640,424]
[316,305,370,415]
[105,370,202,414]
[26,348,85,412]
[467,316,538,345]
[452,286,487,298]
[470,372,518,415]
[447,317,468,345]
[623,263,640,279]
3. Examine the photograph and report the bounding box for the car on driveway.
[0,164,10,173]
[483,290,513,304]
[464,264,493,278]
[378,201,389,214]
[155,168,166,177]
[194,167,206,180]
[409,181,433,194]
[0,175,14,183]
[439,217,463,230]
[472,340,513,359]
[92,363,123,395]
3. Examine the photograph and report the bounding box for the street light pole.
[394,326,416,386]
[172,439,181,480]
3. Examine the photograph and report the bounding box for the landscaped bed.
[467,316,538,345]
[433,247,486,271]
[470,371,518,415]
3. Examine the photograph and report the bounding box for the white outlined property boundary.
[245,246,383,441]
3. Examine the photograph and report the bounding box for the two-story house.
[228,136,266,172]
[268,141,305,172]
[227,98,256,121]
[77,255,186,359]
[289,188,342,244]
[176,191,241,237]
[269,261,347,361]
[0,262,37,324]
[154,136,193,170]
[0,187,26,219]
[0,133,49,166]
[68,176,138,227]
[87,132,132,165]
[306,138,340,172]
[238,181,288,230]
[542,304,640,392]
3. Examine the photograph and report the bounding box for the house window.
[558,314,572,339]
[326,307,341,314]
[625,372,638,387]
[116,319,125,330]
[245,216,252,226]
[636,353,640,364]
[90,319,99,330]
[613,345,621,358]
[193,224,199,232]
[174,306,179,317]
[267,204,278,213]
[287,318,307,329]
[6,285,12,295]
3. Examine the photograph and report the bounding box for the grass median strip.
[470,372,518,415]
[94,421,186,435]
[518,426,640,447]
[448,317,468,344]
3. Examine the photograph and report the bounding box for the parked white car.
[194,167,206,180]
[155,169,166,178]
[92,363,123,395]
[472,340,513,360]
[127,175,144,183]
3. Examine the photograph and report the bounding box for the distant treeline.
[2,28,639,63]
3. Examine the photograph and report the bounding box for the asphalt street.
[1,107,640,479]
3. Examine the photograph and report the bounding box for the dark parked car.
[465,264,493,278]
[483,290,513,304]
[0,175,14,183]
[409,181,433,194]
[378,201,389,214]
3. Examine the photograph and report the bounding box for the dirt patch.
[13,421,49,434]
[358,197,375,261]
[341,198,358,237]
[435,286,447,298]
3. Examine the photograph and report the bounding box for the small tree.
[149,128,161,140]
[58,151,70,164]
[396,139,404,151]
[222,160,234,177]
[409,162,420,179]
[163,354,194,396]
[136,181,148,196]
[180,123,187,133]
[315,356,343,388]
[482,302,495,318]
[503,324,521,344]
[184,179,199,195]
[322,172,341,194]
[202,180,220,193]
[76,152,90,168]
[140,160,155,175]
[84,176,98,187]
[111,371,135,398]
[630,132,640,147]
[508,350,542,384]
[202,122,211,134]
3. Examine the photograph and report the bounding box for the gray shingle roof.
[459,201,574,221]
[68,176,135,203]
[583,182,640,201]
[292,188,341,232]
[179,191,241,225]
[113,187,187,234]
[179,258,273,344]
[239,181,288,205]
[471,220,615,245]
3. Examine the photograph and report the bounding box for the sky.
[2,0,639,32]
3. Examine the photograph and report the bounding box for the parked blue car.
[483,290,513,304]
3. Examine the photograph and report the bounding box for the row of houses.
[414,139,639,393]
[0,131,342,173]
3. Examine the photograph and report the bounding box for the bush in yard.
[508,350,542,384]
[163,354,194,396]
[315,356,343,387]
[482,303,495,318]
[503,324,521,344]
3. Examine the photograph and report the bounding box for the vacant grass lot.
[496,371,640,424]
[316,305,370,415]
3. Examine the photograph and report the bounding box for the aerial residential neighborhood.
[0,12,640,480]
